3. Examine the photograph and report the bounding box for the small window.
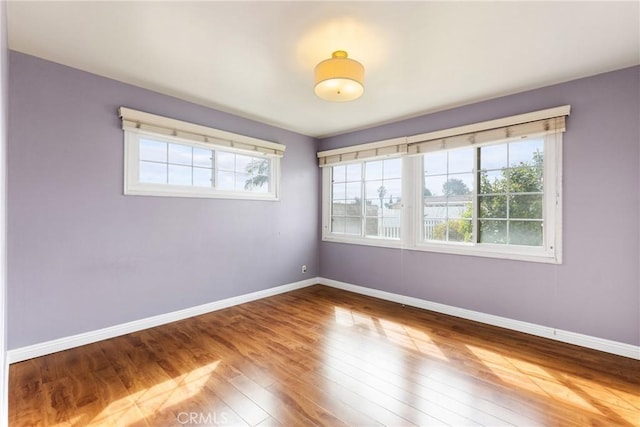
[124,131,279,200]
[326,157,403,243]
[423,148,474,242]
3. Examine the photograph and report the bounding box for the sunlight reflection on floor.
[333,305,639,426]
[334,306,448,361]
[466,344,638,424]
[85,360,220,426]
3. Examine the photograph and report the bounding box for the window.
[329,158,402,240]
[120,107,284,200]
[423,148,474,242]
[421,135,553,253]
[477,138,544,246]
[320,106,567,263]
[138,138,214,187]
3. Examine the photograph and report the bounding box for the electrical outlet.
[301,265,307,273]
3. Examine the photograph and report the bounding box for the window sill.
[124,185,279,201]
[322,234,403,250]
[414,241,560,264]
[322,235,561,264]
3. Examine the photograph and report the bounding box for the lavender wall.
[319,66,640,346]
[1,0,9,418]
[7,50,639,351]
[7,52,319,349]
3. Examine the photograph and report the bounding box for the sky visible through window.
[423,139,544,196]
[138,138,270,193]
[423,138,545,245]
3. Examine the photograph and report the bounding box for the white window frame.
[124,130,281,200]
[319,106,567,264]
[119,107,284,201]
[411,133,562,263]
[322,156,405,249]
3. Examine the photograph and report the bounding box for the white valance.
[317,137,408,166]
[407,115,566,155]
[317,105,570,166]
[119,107,286,157]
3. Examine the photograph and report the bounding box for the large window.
[120,107,284,200]
[421,136,549,248]
[321,106,567,263]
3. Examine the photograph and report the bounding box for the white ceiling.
[6,1,640,138]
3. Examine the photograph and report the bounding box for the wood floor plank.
[8,362,43,427]
[193,309,384,426]
[237,296,547,425]
[9,285,640,426]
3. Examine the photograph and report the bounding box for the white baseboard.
[8,276,639,363]
[7,277,319,364]
[319,278,640,360]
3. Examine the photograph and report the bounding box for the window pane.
[139,161,167,184]
[345,217,362,235]
[193,148,213,168]
[344,200,361,216]
[345,182,361,199]
[218,170,235,190]
[479,220,507,244]
[248,175,269,192]
[424,175,447,197]
[424,203,447,219]
[217,151,235,171]
[365,199,380,217]
[382,178,402,198]
[443,174,472,196]
[383,158,402,179]
[235,173,250,190]
[447,201,472,219]
[331,217,346,233]
[168,144,192,166]
[448,219,472,242]
[139,139,167,162]
[480,195,507,218]
[386,196,402,210]
[480,169,506,194]
[333,165,346,183]
[365,217,378,236]
[235,154,253,173]
[193,167,212,187]
[509,138,544,167]
[380,216,401,239]
[426,219,447,241]
[509,194,543,219]
[168,165,192,185]
[365,180,384,199]
[424,152,447,175]
[448,148,474,173]
[509,166,543,193]
[332,202,346,216]
[256,160,271,179]
[480,144,507,170]
[332,182,346,200]
[345,163,362,181]
[509,221,543,246]
[365,161,383,180]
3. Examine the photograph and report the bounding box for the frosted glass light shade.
[314,50,364,102]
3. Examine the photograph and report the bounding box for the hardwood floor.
[9,285,640,426]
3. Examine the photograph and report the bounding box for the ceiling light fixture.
[314,50,365,102]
